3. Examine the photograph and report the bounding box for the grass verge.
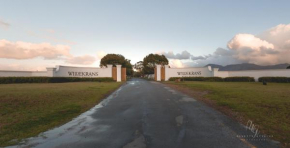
[0,82,123,146]
[164,81,290,147]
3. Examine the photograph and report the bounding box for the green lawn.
[0,82,122,146]
[165,81,290,146]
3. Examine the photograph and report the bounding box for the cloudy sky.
[1,0,290,70]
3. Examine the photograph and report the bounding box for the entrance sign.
[68,72,98,77]
[177,71,201,76]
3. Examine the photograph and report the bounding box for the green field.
[165,81,290,146]
[0,82,123,146]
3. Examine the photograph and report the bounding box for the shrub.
[168,77,181,81]
[182,77,205,81]
[169,77,204,81]
[223,77,255,82]
[258,77,290,83]
[0,77,114,84]
[204,77,224,82]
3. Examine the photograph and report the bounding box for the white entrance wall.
[52,65,113,77]
[0,65,113,78]
[155,65,290,82]
[156,65,161,81]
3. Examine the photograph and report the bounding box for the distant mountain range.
[205,63,290,71]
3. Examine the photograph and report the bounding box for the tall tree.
[133,61,144,72]
[143,54,169,74]
[100,54,133,76]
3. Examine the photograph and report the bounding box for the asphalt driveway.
[12,78,279,148]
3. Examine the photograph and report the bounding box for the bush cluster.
[223,77,255,82]
[169,76,255,82]
[0,77,114,84]
[258,77,290,83]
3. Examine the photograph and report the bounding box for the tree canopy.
[142,54,168,74]
[100,54,133,76]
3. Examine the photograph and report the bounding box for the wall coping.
[56,65,111,69]
[166,67,208,69]
[218,69,290,72]
[0,70,46,72]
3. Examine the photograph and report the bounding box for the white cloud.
[66,55,96,65]
[27,30,76,45]
[258,24,290,50]
[191,55,207,60]
[0,63,47,71]
[0,39,102,70]
[45,29,56,34]
[164,23,290,67]
[184,48,244,67]
[227,34,280,65]
[0,39,99,66]
[225,24,290,65]
[0,39,71,59]
[170,59,184,68]
[268,24,290,36]
[159,50,191,59]
[227,34,274,51]
[97,51,107,60]
[0,20,10,30]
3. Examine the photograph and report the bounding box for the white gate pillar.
[116,65,122,82]
[156,65,161,81]
[164,65,169,81]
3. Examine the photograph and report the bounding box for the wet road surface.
[11,78,279,148]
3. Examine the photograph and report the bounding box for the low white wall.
[212,68,290,81]
[0,65,113,78]
[162,65,290,82]
[213,68,229,78]
[165,65,213,81]
[227,69,290,81]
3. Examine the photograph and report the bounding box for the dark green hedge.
[0,77,114,84]
[223,77,255,82]
[258,77,290,83]
[169,76,255,82]
[204,77,224,82]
